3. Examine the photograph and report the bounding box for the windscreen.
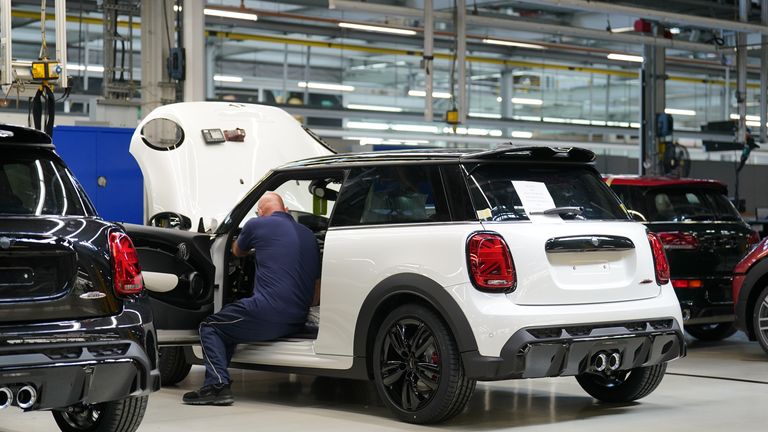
[465,164,629,221]
[642,187,741,222]
[0,151,94,216]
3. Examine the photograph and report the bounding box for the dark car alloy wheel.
[52,396,148,432]
[576,363,667,403]
[372,304,475,424]
[754,286,768,354]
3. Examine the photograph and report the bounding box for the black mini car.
[0,125,159,432]
[607,176,759,341]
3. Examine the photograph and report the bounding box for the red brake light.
[467,232,516,292]
[657,231,699,250]
[109,232,144,296]
[647,232,670,285]
[671,279,702,289]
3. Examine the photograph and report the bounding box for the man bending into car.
[183,192,321,405]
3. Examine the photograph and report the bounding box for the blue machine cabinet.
[53,126,143,224]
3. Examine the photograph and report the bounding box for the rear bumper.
[674,277,735,325]
[462,318,685,381]
[0,299,160,410]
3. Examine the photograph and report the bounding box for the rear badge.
[591,237,600,246]
[79,292,107,300]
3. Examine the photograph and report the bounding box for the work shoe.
[182,383,234,406]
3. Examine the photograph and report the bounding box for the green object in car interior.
[313,195,327,216]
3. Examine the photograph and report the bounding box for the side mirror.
[148,212,192,230]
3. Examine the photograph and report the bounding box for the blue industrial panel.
[53,126,143,224]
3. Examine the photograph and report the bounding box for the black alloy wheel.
[576,363,667,403]
[685,322,737,341]
[753,286,768,355]
[372,304,475,424]
[52,396,148,432]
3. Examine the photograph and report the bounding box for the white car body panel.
[130,102,333,231]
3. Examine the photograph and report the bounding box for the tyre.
[576,363,667,403]
[372,304,475,424]
[159,346,192,386]
[52,396,148,432]
[752,285,768,355]
[685,322,737,341]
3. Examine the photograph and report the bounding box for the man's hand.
[231,240,252,257]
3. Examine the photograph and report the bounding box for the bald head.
[257,192,287,217]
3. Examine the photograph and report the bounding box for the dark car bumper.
[461,318,686,381]
[0,299,160,411]
[674,277,735,325]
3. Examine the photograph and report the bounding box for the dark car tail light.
[657,231,699,250]
[467,232,516,292]
[648,232,670,285]
[671,279,703,289]
[109,232,144,296]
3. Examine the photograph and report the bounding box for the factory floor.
[3,333,767,432]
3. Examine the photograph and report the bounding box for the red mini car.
[733,237,768,354]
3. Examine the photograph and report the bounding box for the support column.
[183,0,205,102]
[423,0,434,121]
[761,0,768,142]
[736,0,749,144]
[640,32,665,176]
[141,0,175,116]
[456,0,466,123]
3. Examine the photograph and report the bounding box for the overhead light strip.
[665,108,696,116]
[339,22,417,36]
[482,38,547,50]
[213,74,243,83]
[298,81,355,92]
[204,8,258,21]
[511,97,543,105]
[347,104,403,112]
[607,53,644,63]
[408,90,453,99]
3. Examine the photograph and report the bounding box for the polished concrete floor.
[2,333,767,432]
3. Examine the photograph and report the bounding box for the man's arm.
[231,240,251,257]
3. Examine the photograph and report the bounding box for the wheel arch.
[740,258,768,340]
[353,273,478,379]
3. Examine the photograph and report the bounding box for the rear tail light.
[747,230,761,248]
[467,232,516,292]
[647,232,671,285]
[657,231,699,250]
[109,231,144,296]
[671,279,703,289]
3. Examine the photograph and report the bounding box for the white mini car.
[126,103,685,424]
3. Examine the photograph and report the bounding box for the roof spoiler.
[0,124,53,147]
[464,145,596,163]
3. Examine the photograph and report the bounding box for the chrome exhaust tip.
[608,352,622,371]
[16,385,37,410]
[593,352,608,372]
[0,387,12,410]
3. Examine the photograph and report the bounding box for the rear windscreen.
[0,151,94,216]
[465,164,629,221]
[642,187,741,222]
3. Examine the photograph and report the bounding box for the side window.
[331,165,450,227]
[240,175,342,234]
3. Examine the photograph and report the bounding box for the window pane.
[332,165,449,227]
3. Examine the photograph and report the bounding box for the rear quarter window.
[465,164,629,221]
[642,187,741,222]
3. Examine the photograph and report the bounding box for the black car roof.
[278,145,596,169]
[0,124,53,148]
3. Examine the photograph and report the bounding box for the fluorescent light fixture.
[346,121,389,130]
[469,112,502,119]
[213,74,243,83]
[670,27,681,35]
[511,97,543,106]
[339,22,417,36]
[630,122,641,128]
[298,81,355,92]
[391,124,439,133]
[204,8,258,21]
[482,38,546,50]
[610,26,635,33]
[489,130,503,137]
[511,131,533,139]
[607,53,644,63]
[408,90,452,99]
[67,64,104,72]
[665,108,696,116]
[347,104,403,112]
[747,121,763,127]
[730,113,761,121]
